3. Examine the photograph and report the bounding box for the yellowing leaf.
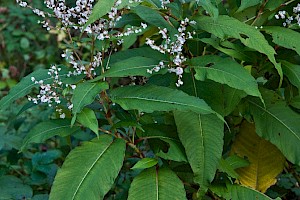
[231,121,285,193]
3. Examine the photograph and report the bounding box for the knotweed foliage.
[1,0,300,199]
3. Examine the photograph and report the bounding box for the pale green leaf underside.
[194,15,282,85]
[21,120,80,152]
[49,135,126,200]
[128,167,187,200]
[110,85,216,116]
[174,112,224,196]
[190,55,262,102]
[247,94,300,165]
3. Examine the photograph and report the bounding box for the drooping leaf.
[156,139,188,162]
[128,167,187,200]
[174,112,224,196]
[101,56,164,78]
[247,89,300,165]
[281,60,300,89]
[231,121,285,192]
[264,26,300,56]
[131,158,158,170]
[49,135,126,200]
[190,56,262,102]
[236,0,262,12]
[71,82,108,125]
[21,119,80,152]
[193,15,282,86]
[77,108,99,136]
[84,0,117,28]
[0,176,33,200]
[110,85,217,116]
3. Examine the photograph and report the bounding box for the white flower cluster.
[28,65,76,118]
[146,18,195,87]
[275,3,300,27]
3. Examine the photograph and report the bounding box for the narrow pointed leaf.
[197,0,219,19]
[174,112,224,196]
[128,167,187,200]
[247,90,300,165]
[281,61,300,89]
[236,0,262,12]
[190,56,262,102]
[131,158,158,170]
[21,120,80,151]
[231,121,285,192]
[77,108,99,136]
[193,15,282,85]
[101,56,163,78]
[49,135,126,200]
[110,85,217,116]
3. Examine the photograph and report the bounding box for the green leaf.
[281,61,300,89]
[190,56,262,102]
[128,167,187,200]
[236,0,262,12]
[110,85,217,116]
[131,158,158,170]
[102,56,163,78]
[264,26,300,56]
[218,155,250,179]
[84,0,117,28]
[193,15,282,86]
[132,5,176,34]
[197,0,219,19]
[0,176,33,200]
[174,112,224,196]
[211,184,276,200]
[247,90,300,165]
[156,139,188,162]
[49,135,126,200]
[21,120,80,152]
[77,108,99,136]
[71,82,108,125]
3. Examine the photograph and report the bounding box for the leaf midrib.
[71,140,114,200]
[73,83,98,114]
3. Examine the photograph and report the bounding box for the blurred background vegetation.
[0,1,299,199]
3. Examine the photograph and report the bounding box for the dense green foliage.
[1,0,300,199]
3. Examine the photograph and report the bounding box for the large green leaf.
[197,0,219,19]
[84,0,117,28]
[247,90,300,165]
[132,5,176,34]
[0,69,48,111]
[174,112,224,196]
[128,167,187,200]
[193,15,282,86]
[264,26,300,56]
[110,85,217,116]
[21,120,80,152]
[71,82,108,124]
[49,135,126,200]
[101,56,163,78]
[190,56,262,101]
[236,0,262,12]
[281,61,300,89]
